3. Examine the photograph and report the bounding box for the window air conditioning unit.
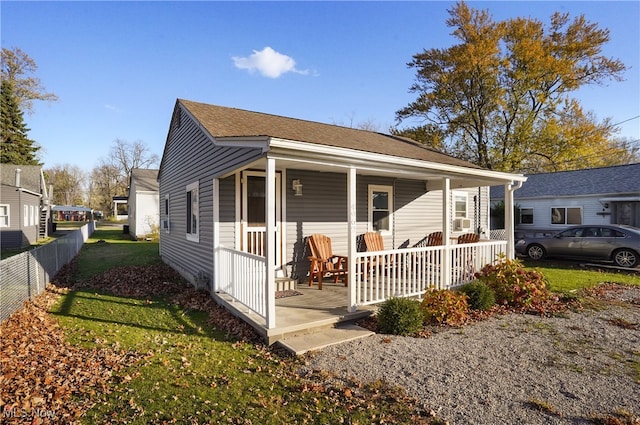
[455,218,472,231]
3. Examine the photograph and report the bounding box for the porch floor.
[214,280,376,345]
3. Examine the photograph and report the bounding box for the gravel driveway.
[302,286,640,424]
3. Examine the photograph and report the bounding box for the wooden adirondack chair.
[307,234,348,289]
[363,232,385,252]
[362,232,401,278]
[457,233,479,244]
[426,231,443,246]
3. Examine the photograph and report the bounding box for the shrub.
[421,289,469,326]
[377,297,423,336]
[459,282,495,311]
[476,255,549,307]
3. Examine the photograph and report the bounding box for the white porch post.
[347,167,357,313]
[441,177,452,289]
[265,158,276,328]
[212,177,220,292]
[504,181,518,260]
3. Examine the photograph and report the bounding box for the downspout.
[505,180,523,259]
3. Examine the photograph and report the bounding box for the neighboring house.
[0,164,51,249]
[158,99,525,337]
[52,205,92,222]
[127,168,160,240]
[491,163,640,237]
[112,196,128,221]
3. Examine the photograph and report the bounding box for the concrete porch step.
[275,277,297,291]
[276,323,374,355]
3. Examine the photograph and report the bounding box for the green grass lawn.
[50,227,419,424]
[522,260,640,293]
[45,229,640,423]
[72,227,161,281]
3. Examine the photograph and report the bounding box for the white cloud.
[104,104,123,112]
[232,46,310,78]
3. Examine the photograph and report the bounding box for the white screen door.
[241,171,282,266]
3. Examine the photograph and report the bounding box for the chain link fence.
[0,222,95,322]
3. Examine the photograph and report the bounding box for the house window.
[368,185,393,234]
[519,207,534,224]
[453,192,468,218]
[0,205,9,227]
[551,207,581,225]
[24,205,29,226]
[163,194,170,232]
[186,182,199,242]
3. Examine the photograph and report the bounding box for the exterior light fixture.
[292,179,303,196]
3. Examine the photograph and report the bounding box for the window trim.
[0,204,9,227]
[551,206,582,225]
[519,207,534,225]
[186,181,199,242]
[163,194,170,233]
[368,184,393,235]
[453,191,468,219]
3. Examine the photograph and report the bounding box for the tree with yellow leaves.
[395,2,629,172]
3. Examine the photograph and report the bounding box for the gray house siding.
[159,106,262,286]
[0,185,40,249]
[283,169,489,280]
[285,169,349,279]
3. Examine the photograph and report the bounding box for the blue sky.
[2,1,639,172]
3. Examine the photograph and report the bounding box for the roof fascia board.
[214,136,270,150]
[268,137,526,184]
[504,192,640,200]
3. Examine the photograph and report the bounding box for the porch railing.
[216,240,507,320]
[217,247,267,319]
[245,229,266,256]
[354,241,506,306]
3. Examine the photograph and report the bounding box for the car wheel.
[527,244,545,261]
[613,249,639,268]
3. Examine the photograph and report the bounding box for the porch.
[214,278,374,344]
[214,239,506,342]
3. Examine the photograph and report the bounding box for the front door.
[241,171,282,268]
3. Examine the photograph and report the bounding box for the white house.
[156,99,526,342]
[491,163,640,237]
[127,168,159,239]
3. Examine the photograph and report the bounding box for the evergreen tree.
[1,78,40,165]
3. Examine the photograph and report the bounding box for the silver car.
[515,224,640,268]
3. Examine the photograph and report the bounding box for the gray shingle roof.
[178,99,483,170]
[0,164,43,193]
[491,163,640,199]
[130,168,159,192]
